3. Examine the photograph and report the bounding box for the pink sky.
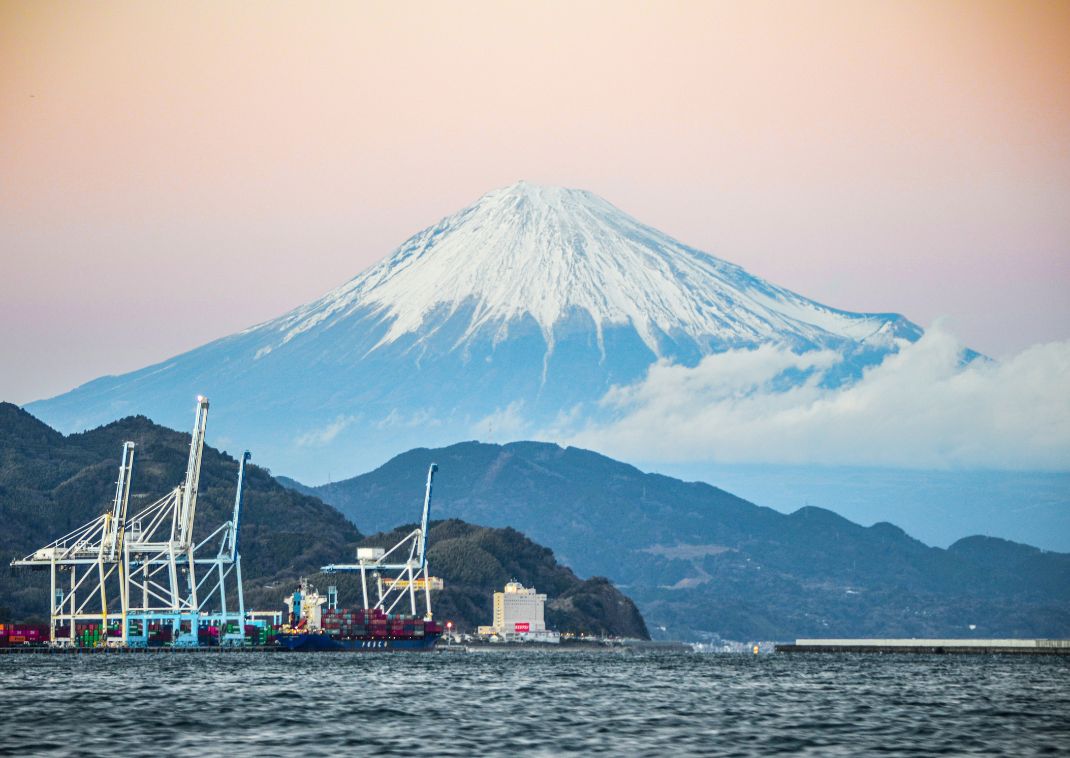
[2,0,1068,404]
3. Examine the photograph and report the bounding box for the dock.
[776,638,1070,655]
[0,645,464,655]
[0,645,282,655]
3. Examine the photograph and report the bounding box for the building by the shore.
[478,581,560,643]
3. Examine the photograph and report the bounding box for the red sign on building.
[514,622,530,633]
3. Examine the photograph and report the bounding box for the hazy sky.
[2,0,1068,405]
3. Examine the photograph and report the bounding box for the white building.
[478,581,560,643]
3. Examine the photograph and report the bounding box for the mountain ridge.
[284,439,1070,641]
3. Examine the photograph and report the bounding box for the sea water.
[1,651,1066,755]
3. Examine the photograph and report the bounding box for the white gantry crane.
[321,463,442,620]
[11,396,251,647]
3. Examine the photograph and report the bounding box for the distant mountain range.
[27,182,922,483]
[0,405,646,638]
[281,440,1070,642]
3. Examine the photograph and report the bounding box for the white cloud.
[375,408,441,430]
[473,401,531,442]
[559,325,1070,470]
[295,414,360,447]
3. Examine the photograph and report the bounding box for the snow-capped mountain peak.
[262,181,913,359]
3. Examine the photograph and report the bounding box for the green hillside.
[308,519,648,638]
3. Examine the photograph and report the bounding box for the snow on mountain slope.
[27,181,922,481]
[257,181,915,361]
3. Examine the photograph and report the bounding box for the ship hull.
[276,633,441,652]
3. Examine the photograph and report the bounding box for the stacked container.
[244,624,269,645]
[316,607,436,641]
[77,623,101,647]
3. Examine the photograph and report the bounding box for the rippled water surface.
[1,651,1067,756]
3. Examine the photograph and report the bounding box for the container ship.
[274,579,443,652]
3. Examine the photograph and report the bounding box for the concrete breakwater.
[777,638,1070,655]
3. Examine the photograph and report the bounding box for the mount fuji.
[28,182,923,481]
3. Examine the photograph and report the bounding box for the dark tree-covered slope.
[306,519,649,639]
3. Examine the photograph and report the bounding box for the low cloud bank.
[560,326,1070,470]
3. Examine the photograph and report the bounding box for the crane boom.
[107,441,135,560]
[177,396,209,547]
[230,451,250,561]
[417,463,437,568]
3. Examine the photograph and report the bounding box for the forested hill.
[310,519,649,639]
[0,403,362,620]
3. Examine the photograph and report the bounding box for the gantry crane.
[321,463,442,620]
[12,397,251,647]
